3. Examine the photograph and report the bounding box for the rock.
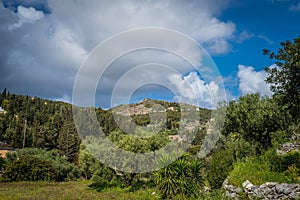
[223,179,243,199]
[203,186,211,193]
[276,183,288,193]
[223,178,300,199]
[259,186,271,196]
[290,191,300,199]
[266,182,278,187]
[283,184,298,195]
[243,180,254,191]
[242,180,253,189]
[251,186,259,195]
[235,187,242,193]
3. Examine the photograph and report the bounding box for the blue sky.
[213,0,300,97]
[0,0,299,108]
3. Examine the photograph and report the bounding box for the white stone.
[242,180,254,190]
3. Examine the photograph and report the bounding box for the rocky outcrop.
[276,142,300,155]
[223,179,300,199]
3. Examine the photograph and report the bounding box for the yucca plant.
[154,153,204,199]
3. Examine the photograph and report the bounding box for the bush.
[228,150,299,186]
[2,155,56,181]
[5,148,80,182]
[88,165,123,191]
[270,151,300,173]
[225,133,257,161]
[0,157,7,174]
[208,149,234,189]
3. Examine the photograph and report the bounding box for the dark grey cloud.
[0,0,235,108]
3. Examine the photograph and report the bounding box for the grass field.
[0,181,160,200]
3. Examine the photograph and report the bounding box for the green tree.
[57,121,80,163]
[78,145,101,179]
[223,94,285,150]
[264,36,300,120]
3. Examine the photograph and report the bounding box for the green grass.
[0,181,229,200]
[0,181,160,200]
[228,157,293,187]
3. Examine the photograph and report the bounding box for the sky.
[0,0,300,109]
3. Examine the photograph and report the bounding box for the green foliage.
[0,181,159,200]
[78,145,101,179]
[225,133,257,161]
[108,129,168,154]
[88,158,120,191]
[154,154,205,199]
[197,189,232,200]
[5,148,80,182]
[57,121,80,163]
[264,36,300,119]
[206,132,257,189]
[228,150,299,187]
[269,150,300,173]
[2,154,56,181]
[0,91,80,161]
[79,142,142,190]
[0,157,7,175]
[132,114,150,126]
[223,94,287,150]
[207,149,234,189]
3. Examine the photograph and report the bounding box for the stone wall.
[223,179,300,199]
[223,179,242,199]
[276,142,300,155]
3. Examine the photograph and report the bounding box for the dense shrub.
[269,150,300,174]
[0,157,7,174]
[2,155,56,181]
[207,149,234,189]
[88,165,121,191]
[4,148,80,182]
[228,150,299,186]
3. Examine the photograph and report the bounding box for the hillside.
[0,90,211,157]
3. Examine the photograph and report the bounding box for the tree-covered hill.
[0,90,211,162]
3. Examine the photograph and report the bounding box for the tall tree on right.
[263,36,300,120]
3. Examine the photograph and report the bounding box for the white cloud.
[9,5,44,30]
[54,94,71,103]
[289,3,300,11]
[236,30,254,44]
[17,5,44,22]
[257,34,273,45]
[169,72,226,108]
[237,65,272,96]
[204,38,232,54]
